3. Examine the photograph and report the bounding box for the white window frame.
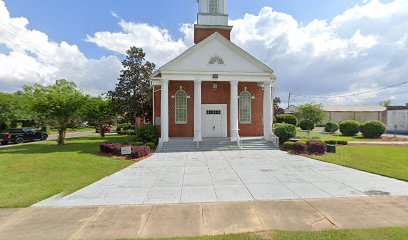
[175,90,188,124]
[239,91,252,124]
[209,0,218,14]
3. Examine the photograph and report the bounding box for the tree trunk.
[57,128,66,145]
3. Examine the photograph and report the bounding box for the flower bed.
[100,143,150,159]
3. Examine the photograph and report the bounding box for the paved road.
[1,196,407,239]
[0,131,97,149]
[35,149,408,207]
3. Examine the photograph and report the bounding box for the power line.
[291,81,408,99]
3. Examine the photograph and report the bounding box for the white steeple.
[197,0,228,26]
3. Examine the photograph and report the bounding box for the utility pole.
[287,92,291,108]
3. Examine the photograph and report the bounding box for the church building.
[151,0,277,144]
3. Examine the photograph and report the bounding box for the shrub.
[324,122,339,133]
[339,120,360,136]
[307,141,327,155]
[137,125,158,143]
[145,142,156,149]
[275,114,298,126]
[116,124,135,132]
[100,143,150,159]
[299,119,315,131]
[274,123,297,144]
[324,140,337,145]
[123,129,137,135]
[130,141,144,146]
[130,146,150,159]
[337,140,348,145]
[293,142,307,154]
[282,142,295,151]
[307,139,324,144]
[360,121,386,138]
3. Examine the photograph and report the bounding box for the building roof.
[322,105,386,112]
[387,106,408,110]
[152,32,275,79]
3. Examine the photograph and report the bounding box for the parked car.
[0,128,48,145]
[95,127,112,133]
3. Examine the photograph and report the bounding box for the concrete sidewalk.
[1,196,407,240]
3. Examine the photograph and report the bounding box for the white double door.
[201,104,228,138]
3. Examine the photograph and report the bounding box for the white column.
[230,80,239,142]
[160,79,169,142]
[264,81,273,141]
[194,79,202,142]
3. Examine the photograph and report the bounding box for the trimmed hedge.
[324,122,339,133]
[339,120,360,136]
[145,142,156,149]
[307,141,327,155]
[116,124,135,133]
[282,142,295,151]
[275,114,298,126]
[360,121,386,138]
[274,123,297,144]
[100,143,150,159]
[299,120,315,131]
[293,142,307,154]
[324,140,348,145]
[137,125,158,143]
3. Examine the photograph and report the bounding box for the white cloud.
[1,0,408,105]
[86,20,192,66]
[0,0,122,94]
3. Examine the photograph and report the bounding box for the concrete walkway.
[35,149,408,207]
[1,197,407,239]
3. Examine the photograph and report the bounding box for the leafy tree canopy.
[24,79,88,145]
[294,103,327,125]
[83,96,116,137]
[108,47,155,123]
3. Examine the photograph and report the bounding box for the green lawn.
[311,145,408,181]
[295,129,369,141]
[130,228,408,240]
[0,135,134,208]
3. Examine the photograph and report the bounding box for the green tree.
[295,103,326,124]
[83,96,116,138]
[108,47,155,123]
[274,97,285,115]
[24,80,87,145]
[380,99,392,107]
[0,92,31,130]
[405,103,408,107]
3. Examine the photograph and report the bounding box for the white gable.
[158,33,273,75]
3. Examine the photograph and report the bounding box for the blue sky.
[4,0,370,59]
[1,0,407,105]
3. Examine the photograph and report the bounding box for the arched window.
[209,0,218,14]
[175,90,188,124]
[239,91,252,124]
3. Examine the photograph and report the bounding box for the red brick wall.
[168,81,195,137]
[153,81,264,138]
[238,82,264,136]
[194,27,231,44]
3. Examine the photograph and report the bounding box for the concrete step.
[158,138,278,152]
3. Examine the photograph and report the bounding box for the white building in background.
[386,106,408,134]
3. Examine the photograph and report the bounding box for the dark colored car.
[0,128,48,145]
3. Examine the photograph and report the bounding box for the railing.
[158,138,163,149]
[237,136,242,149]
[194,130,202,149]
[270,132,279,148]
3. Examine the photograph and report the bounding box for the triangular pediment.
[157,33,273,75]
